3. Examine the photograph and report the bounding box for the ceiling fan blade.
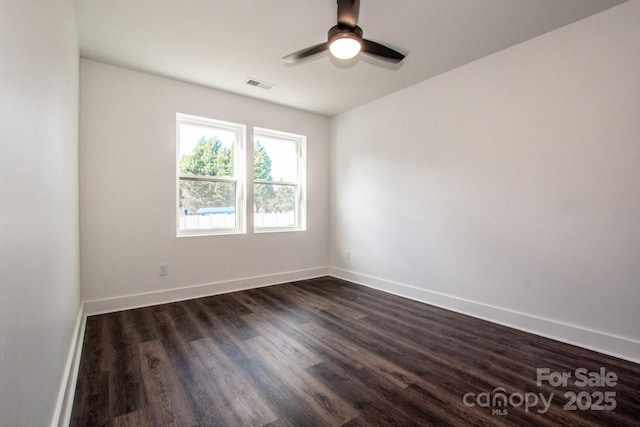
[362,39,405,63]
[337,0,360,27]
[282,42,329,63]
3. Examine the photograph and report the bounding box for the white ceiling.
[73,0,626,116]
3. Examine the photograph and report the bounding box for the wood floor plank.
[138,339,199,427]
[244,335,359,425]
[277,282,368,320]
[185,351,245,426]
[112,409,151,427]
[70,316,111,426]
[245,287,314,325]
[292,320,503,426]
[273,290,501,391]
[242,355,336,426]
[307,361,427,427]
[71,277,640,426]
[292,290,544,392]
[153,308,238,426]
[190,337,278,426]
[74,370,110,427]
[241,313,324,369]
[190,298,256,363]
[296,320,419,389]
[107,312,145,419]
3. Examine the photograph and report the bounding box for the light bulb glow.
[329,37,361,60]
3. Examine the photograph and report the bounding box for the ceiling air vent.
[244,78,274,90]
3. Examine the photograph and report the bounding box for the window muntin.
[253,128,306,232]
[177,114,245,236]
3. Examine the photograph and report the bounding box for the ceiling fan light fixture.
[329,36,361,59]
[328,24,363,60]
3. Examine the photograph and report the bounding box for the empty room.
[2,0,640,426]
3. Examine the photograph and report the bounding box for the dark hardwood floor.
[70,276,640,426]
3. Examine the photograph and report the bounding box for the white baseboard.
[83,266,330,316]
[51,305,86,427]
[329,267,640,364]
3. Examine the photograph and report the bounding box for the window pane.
[179,180,236,230]
[254,183,296,228]
[254,137,297,182]
[179,122,235,177]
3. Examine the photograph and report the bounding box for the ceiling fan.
[283,0,405,64]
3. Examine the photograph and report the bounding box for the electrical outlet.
[159,263,168,276]
[345,250,351,261]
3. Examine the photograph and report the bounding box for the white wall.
[0,0,81,425]
[330,1,640,360]
[80,60,330,307]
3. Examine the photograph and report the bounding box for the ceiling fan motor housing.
[328,24,363,45]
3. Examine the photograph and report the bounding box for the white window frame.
[176,113,246,237]
[253,127,306,233]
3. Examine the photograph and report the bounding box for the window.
[254,127,306,232]
[177,114,245,236]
